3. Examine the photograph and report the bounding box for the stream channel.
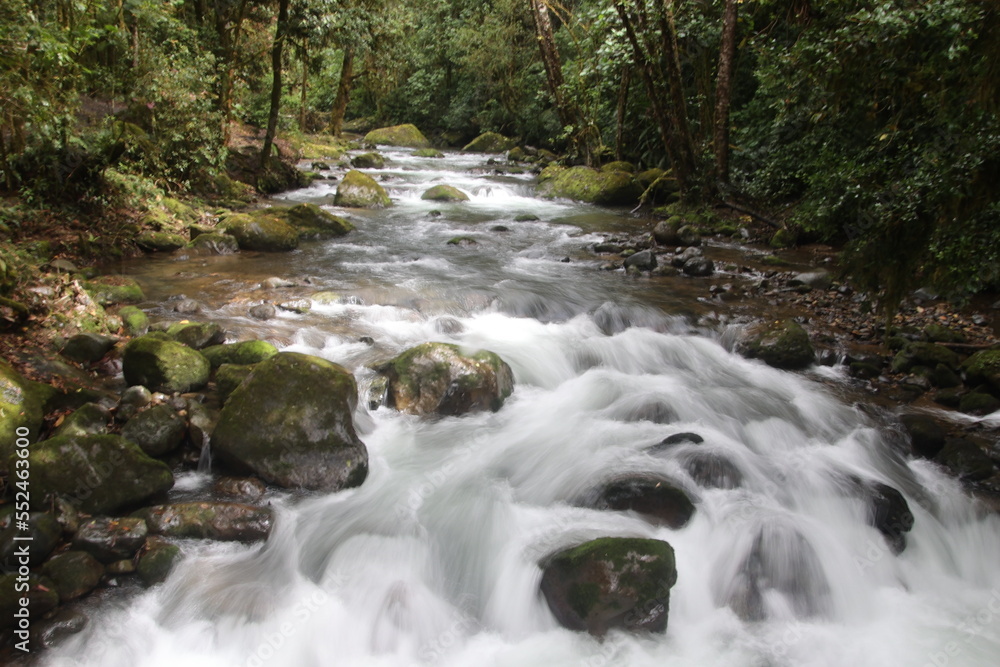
[42,148,1000,666]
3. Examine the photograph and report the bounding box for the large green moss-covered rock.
[165,321,225,350]
[220,212,299,252]
[738,320,815,370]
[134,502,273,541]
[540,537,676,637]
[201,340,278,368]
[962,349,1000,391]
[539,166,643,206]
[891,341,961,374]
[84,276,145,306]
[351,152,386,169]
[41,551,105,602]
[334,170,392,208]
[377,342,514,416]
[121,404,187,457]
[137,537,181,586]
[123,335,210,393]
[363,124,431,148]
[0,359,49,475]
[16,434,173,514]
[462,132,516,154]
[212,352,368,491]
[280,202,354,239]
[118,306,149,336]
[421,184,470,202]
[136,231,186,253]
[186,233,240,255]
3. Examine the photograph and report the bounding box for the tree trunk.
[713,0,738,187]
[216,0,249,145]
[260,0,290,170]
[529,0,569,127]
[614,1,685,191]
[657,1,697,190]
[615,67,631,162]
[328,48,354,137]
[299,43,308,131]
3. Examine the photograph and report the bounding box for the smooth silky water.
[44,150,1000,666]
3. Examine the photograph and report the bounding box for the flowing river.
[43,149,1000,666]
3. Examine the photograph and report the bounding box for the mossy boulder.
[585,474,695,529]
[53,403,109,439]
[935,438,996,480]
[118,306,149,336]
[537,164,566,184]
[462,132,516,153]
[123,335,210,393]
[121,404,187,457]
[540,166,643,206]
[219,213,299,252]
[334,170,392,208]
[280,202,355,240]
[891,341,961,374]
[421,184,470,202]
[363,124,431,148]
[201,340,278,368]
[601,161,635,173]
[351,152,386,169]
[136,231,187,253]
[165,321,226,350]
[540,537,676,637]
[962,349,1000,391]
[41,551,105,602]
[137,537,181,586]
[413,148,444,158]
[738,320,815,370]
[378,342,514,416]
[0,573,59,629]
[216,363,256,403]
[0,359,48,474]
[134,502,273,541]
[212,352,368,491]
[160,197,200,224]
[186,233,240,255]
[0,512,62,567]
[17,434,174,514]
[84,276,145,306]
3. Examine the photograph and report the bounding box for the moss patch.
[334,170,392,208]
[363,124,431,148]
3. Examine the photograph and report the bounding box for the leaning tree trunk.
[260,0,290,170]
[713,0,739,187]
[529,0,595,163]
[614,67,632,161]
[328,48,354,137]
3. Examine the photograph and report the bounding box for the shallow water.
[44,149,1000,667]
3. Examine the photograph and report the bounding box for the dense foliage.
[1,0,998,305]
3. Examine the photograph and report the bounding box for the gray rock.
[134,502,273,541]
[60,333,117,364]
[623,250,657,272]
[121,404,187,457]
[73,517,149,562]
[682,257,714,277]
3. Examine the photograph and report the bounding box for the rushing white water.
[42,149,1000,666]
